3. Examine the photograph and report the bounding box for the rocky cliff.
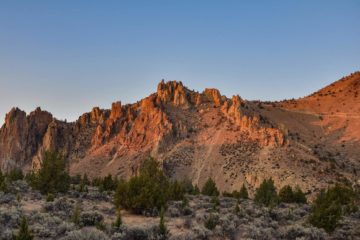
[1,74,359,196]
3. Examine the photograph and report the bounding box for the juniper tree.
[254,178,278,207]
[201,178,219,196]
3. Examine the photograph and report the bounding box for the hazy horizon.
[1,0,359,124]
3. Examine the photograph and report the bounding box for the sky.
[1,0,359,124]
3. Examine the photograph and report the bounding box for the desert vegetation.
[0,153,359,239]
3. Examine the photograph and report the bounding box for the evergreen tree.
[201,178,219,196]
[114,157,169,214]
[7,168,24,182]
[13,216,33,240]
[309,184,357,232]
[192,185,200,195]
[278,185,294,203]
[254,178,278,207]
[102,174,116,191]
[168,180,185,201]
[35,151,70,194]
[293,186,307,204]
[239,184,249,199]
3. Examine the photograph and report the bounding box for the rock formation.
[1,72,359,196]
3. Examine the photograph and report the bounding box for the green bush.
[46,193,54,202]
[239,184,249,199]
[167,180,186,201]
[7,168,24,182]
[293,186,307,203]
[309,184,358,232]
[204,214,218,230]
[31,151,70,194]
[114,157,170,214]
[201,178,219,196]
[102,174,117,191]
[0,170,8,192]
[278,185,294,203]
[192,185,200,195]
[112,209,122,229]
[222,191,235,198]
[159,207,167,236]
[254,178,278,207]
[222,185,248,199]
[12,216,33,240]
[72,204,81,226]
[279,185,307,203]
[211,196,220,211]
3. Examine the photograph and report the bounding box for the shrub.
[61,229,109,240]
[12,216,33,240]
[46,193,54,202]
[239,184,249,199]
[279,185,307,204]
[211,196,220,211]
[293,186,307,204]
[114,157,170,214]
[279,185,294,203]
[32,151,70,194]
[0,170,5,185]
[70,174,81,185]
[204,214,218,230]
[159,207,167,236]
[0,170,8,193]
[309,184,358,232]
[82,174,90,185]
[192,185,200,195]
[102,174,117,191]
[77,180,88,193]
[167,180,186,201]
[201,178,219,196]
[112,209,122,229]
[80,211,104,227]
[254,178,278,207]
[71,204,81,226]
[234,204,240,215]
[7,168,24,182]
[181,179,197,195]
[222,191,235,198]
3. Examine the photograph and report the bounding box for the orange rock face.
[1,74,359,196]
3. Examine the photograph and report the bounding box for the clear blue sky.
[1,0,359,123]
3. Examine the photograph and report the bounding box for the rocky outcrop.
[157,80,191,107]
[0,107,53,171]
[5,77,358,195]
[0,80,285,172]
